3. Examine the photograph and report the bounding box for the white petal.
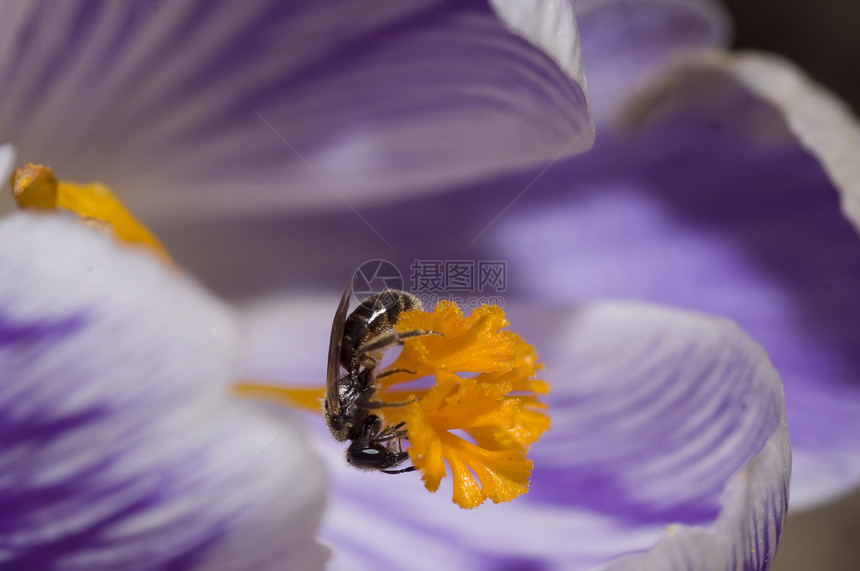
[0,213,327,569]
[491,0,591,104]
[0,144,14,184]
[0,144,15,215]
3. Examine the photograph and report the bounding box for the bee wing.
[326,274,353,415]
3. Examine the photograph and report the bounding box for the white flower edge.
[0,143,14,183]
[490,0,595,140]
[0,212,328,569]
[726,52,860,237]
[0,143,15,215]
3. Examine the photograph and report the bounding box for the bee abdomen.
[339,290,421,368]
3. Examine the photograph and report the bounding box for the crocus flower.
[8,0,851,568]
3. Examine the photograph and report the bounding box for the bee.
[325,276,436,473]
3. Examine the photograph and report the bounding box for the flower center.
[239,299,550,509]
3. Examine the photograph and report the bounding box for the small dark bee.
[325,276,437,473]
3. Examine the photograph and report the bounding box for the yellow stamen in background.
[12,163,58,209]
[378,301,550,509]
[233,382,325,413]
[11,163,171,262]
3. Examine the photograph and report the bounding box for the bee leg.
[356,388,416,409]
[356,414,383,437]
[375,368,417,379]
[382,465,416,474]
[355,329,445,369]
[388,420,407,432]
[362,416,404,439]
[361,417,407,449]
[374,421,408,443]
[366,418,408,448]
[392,328,446,344]
[375,426,413,474]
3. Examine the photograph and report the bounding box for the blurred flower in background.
[3,0,858,568]
[0,205,328,568]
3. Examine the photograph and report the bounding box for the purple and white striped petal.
[239,296,789,570]
[524,302,790,570]
[0,213,327,569]
[480,54,860,511]
[0,0,592,221]
[574,0,730,121]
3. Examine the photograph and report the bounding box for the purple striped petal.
[574,0,729,121]
[0,213,327,569]
[239,297,789,570]
[0,0,592,220]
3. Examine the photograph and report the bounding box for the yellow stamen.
[382,302,517,378]
[233,382,325,413]
[401,377,534,506]
[378,301,550,509]
[11,164,170,261]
